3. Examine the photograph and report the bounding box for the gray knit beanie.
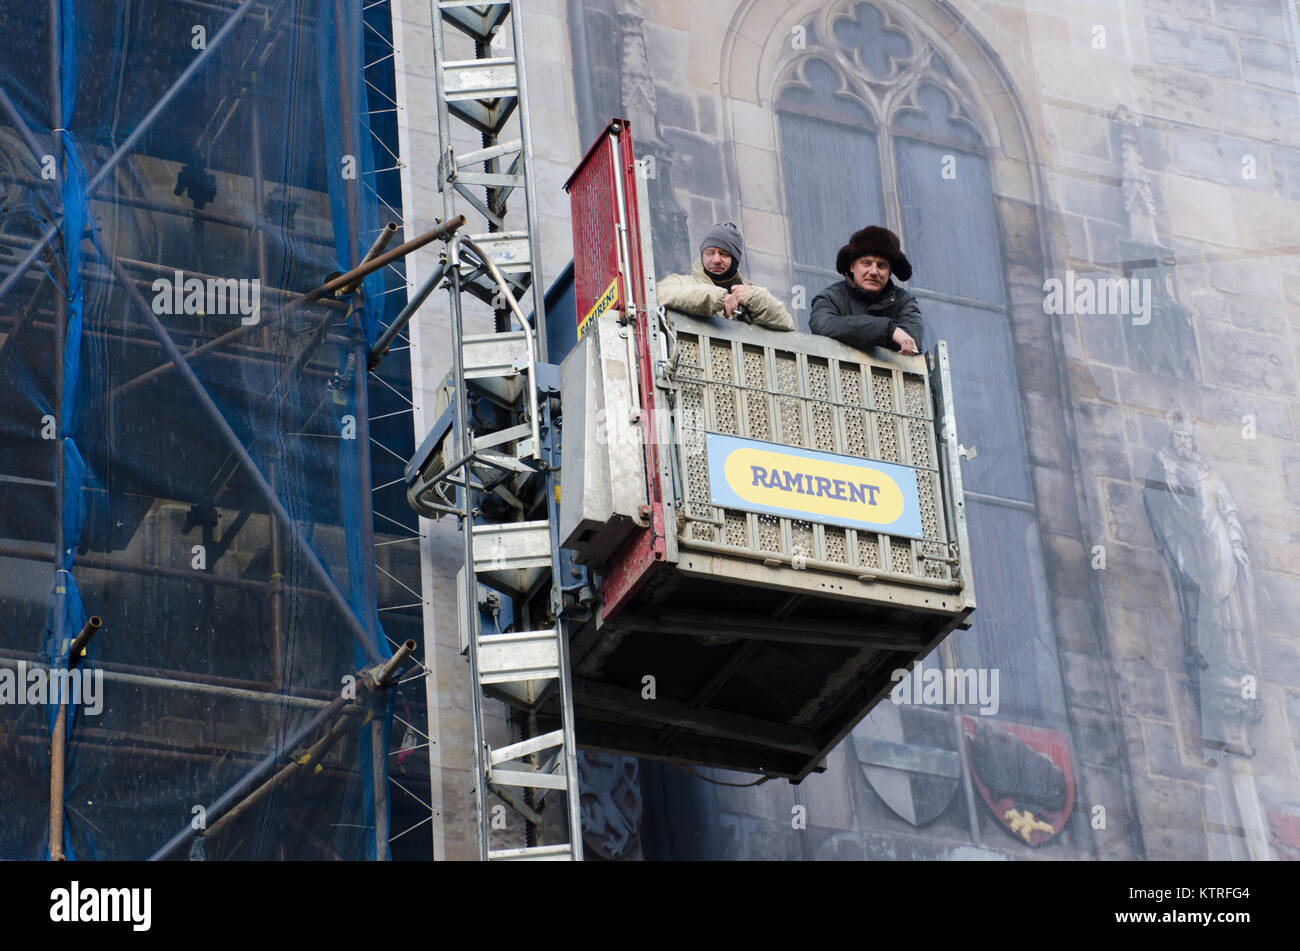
[699,221,744,264]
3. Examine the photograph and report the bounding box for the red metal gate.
[564,119,666,620]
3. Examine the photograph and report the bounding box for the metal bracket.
[440,147,456,188]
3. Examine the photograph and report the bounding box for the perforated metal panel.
[710,341,738,436]
[808,357,836,452]
[742,347,771,441]
[872,368,901,464]
[839,363,871,459]
[824,526,848,565]
[791,520,814,563]
[668,317,957,590]
[566,132,622,337]
[858,531,881,570]
[775,351,803,448]
[724,510,748,547]
[677,336,712,541]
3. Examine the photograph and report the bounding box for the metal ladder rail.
[443,240,582,860]
[429,2,575,859]
[430,0,547,349]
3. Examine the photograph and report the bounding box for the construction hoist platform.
[406,1,977,862]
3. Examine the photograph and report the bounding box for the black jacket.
[809,278,924,353]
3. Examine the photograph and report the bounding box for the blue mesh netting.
[0,0,420,860]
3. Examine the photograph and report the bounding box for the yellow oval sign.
[722,446,906,525]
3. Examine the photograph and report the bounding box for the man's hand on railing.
[892,325,919,355]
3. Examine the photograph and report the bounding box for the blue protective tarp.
[0,0,419,860]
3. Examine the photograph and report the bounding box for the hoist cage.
[553,307,975,782]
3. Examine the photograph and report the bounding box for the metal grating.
[916,471,942,556]
[710,341,739,436]
[887,536,913,575]
[689,521,716,541]
[859,531,881,569]
[791,519,814,563]
[678,337,712,528]
[839,363,870,459]
[808,357,836,452]
[903,374,928,418]
[725,510,748,547]
[924,558,948,580]
[568,135,619,321]
[824,527,848,565]
[670,328,953,587]
[871,368,900,464]
[742,347,771,440]
[775,351,804,448]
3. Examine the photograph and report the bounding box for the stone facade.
[392,0,1300,859]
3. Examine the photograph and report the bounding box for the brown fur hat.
[835,225,912,282]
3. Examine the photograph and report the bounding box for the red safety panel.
[592,123,668,621]
[564,119,669,621]
[565,122,624,339]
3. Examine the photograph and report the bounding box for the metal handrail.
[449,235,542,460]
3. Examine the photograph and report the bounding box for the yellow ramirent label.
[722,446,907,525]
[578,278,619,340]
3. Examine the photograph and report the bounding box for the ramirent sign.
[578,277,618,340]
[705,433,925,539]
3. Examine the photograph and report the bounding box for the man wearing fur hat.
[657,222,795,332]
[810,226,924,355]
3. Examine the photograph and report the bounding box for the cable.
[676,764,772,788]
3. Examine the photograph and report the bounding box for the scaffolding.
[0,0,442,860]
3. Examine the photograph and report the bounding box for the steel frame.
[424,0,582,861]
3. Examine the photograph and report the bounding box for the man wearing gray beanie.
[657,222,794,331]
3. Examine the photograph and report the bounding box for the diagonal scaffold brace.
[97,243,401,668]
[89,217,457,658]
[149,639,417,861]
[98,216,466,406]
[0,0,266,307]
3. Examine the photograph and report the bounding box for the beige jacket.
[656,261,795,332]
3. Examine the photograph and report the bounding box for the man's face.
[849,255,891,292]
[702,246,733,275]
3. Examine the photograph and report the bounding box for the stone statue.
[1142,413,1261,750]
[569,0,691,275]
[1113,104,1161,248]
[1112,103,1200,380]
[1143,413,1272,859]
[614,0,663,150]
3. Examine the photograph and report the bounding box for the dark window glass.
[777,59,881,331]
[895,136,1004,306]
[921,299,1033,502]
[955,501,1068,725]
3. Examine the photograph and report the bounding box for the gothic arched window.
[775,2,1068,746]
